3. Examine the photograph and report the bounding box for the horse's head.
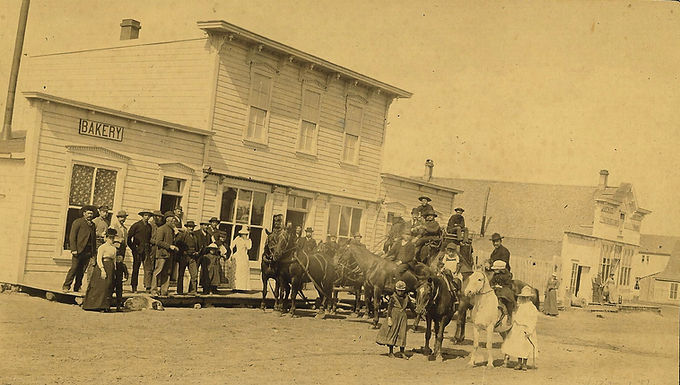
[264,230,291,262]
[415,277,435,317]
[464,271,490,297]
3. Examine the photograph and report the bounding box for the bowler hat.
[209,216,220,223]
[445,243,457,250]
[185,220,196,228]
[105,228,118,237]
[116,210,128,217]
[152,210,163,217]
[395,281,407,291]
[518,286,534,297]
[490,233,503,241]
[491,260,507,270]
[418,196,432,202]
[454,207,464,213]
[138,209,154,216]
[305,227,314,233]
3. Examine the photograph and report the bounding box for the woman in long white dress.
[232,227,252,291]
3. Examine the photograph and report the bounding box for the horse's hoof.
[486,362,494,369]
[315,313,325,319]
[436,355,444,363]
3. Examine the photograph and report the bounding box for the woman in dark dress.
[376,280,410,359]
[203,243,222,294]
[543,273,559,316]
[82,228,116,311]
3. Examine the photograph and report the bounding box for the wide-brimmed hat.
[491,260,507,270]
[445,243,457,250]
[105,228,118,237]
[206,243,219,250]
[238,228,249,235]
[185,220,196,228]
[209,216,220,223]
[490,233,503,241]
[422,209,437,218]
[395,281,407,291]
[138,209,154,216]
[454,207,464,213]
[518,286,534,297]
[116,210,128,218]
[152,210,163,217]
[305,227,314,233]
[418,196,432,202]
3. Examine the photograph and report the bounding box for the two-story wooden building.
[0,19,411,288]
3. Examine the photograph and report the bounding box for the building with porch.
[0,19,411,289]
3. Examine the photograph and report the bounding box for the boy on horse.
[490,260,516,325]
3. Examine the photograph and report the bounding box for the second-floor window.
[670,283,678,300]
[246,72,273,143]
[342,104,362,164]
[298,88,321,154]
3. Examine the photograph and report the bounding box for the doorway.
[285,210,306,230]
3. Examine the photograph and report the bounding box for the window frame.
[159,176,186,214]
[243,68,275,145]
[670,282,678,300]
[217,185,269,266]
[296,85,323,156]
[341,103,363,165]
[326,203,363,244]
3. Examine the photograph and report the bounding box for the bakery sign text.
[78,118,124,142]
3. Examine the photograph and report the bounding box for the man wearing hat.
[440,243,461,278]
[413,196,434,219]
[127,209,153,293]
[194,220,213,291]
[151,211,179,296]
[146,210,164,293]
[207,217,220,238]
[92,205,112,247]
[413,208,442,262]
[351,232,364,246]
[62,205,97,292]
[298,227,317,255]
[490,260,515,325]
[175,220,200,295]
[446,207,468,245]
[489,232,511,271]
[384,214,408,253]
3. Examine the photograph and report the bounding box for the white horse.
[464,270,512,368]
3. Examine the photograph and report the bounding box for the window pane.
[92,168,117,208]
[248,227,263,261]
[69,164,94,206]
[162,177,182,193]
[248,108,267,140]
[251,191,266,226]
[339,206,352,237]
[220,188,237,222]
[236,189,252,224]
[161,195,181,214]
[298,124,308,151]
[251,73,272,109]
[63,207,83,249]
[300,121,315,152]
[345,104,362,136]
[328,204,340,236]
[343,134,358,162]
[351,208,362,234]
[302,89,320,122]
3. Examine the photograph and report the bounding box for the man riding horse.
[413,208,442,264]
[489,260,515,326]
[384,228,430,289]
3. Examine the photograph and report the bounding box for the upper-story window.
[342,104,363,164]
[246,72,273,143]
[297,88,321,154]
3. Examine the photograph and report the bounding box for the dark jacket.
[386,240,416,266]
[446,214,465,233]
[127,219,152,256]
[490,245,511,270]
[413,203,434,218]
[298,237,317,254]
[415,220,442,246]
[193,229,212,256]
[154,224,176,259]
[69,217,96,255]
[176,230,199,258]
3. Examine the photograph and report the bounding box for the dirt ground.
[0,292,677,385]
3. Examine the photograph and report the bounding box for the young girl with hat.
[376,280,410,359]
[82,228,117,312]
[501,286,539,371]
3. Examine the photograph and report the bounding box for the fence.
[509,255,556,296]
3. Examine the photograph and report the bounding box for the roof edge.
[22,92,214,137]
[381,173,463,194]
[197,20,412,99]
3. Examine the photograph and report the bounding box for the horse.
[260,229,290,312]
[294,247,338,318]
[337,243,420,328]
[414,274,458,362]
[463,270,513,368]
[331,244,364,316]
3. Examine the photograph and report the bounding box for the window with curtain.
[327,204,362,245]
[218,187,267,261]
[342,104,362,163]
[246,72,273,142]
[298,88,321,154]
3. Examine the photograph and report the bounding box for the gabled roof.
[431,177,598,242]
[655,241,680,282]
[640,234,680,255]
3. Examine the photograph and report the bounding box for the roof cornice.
[381,173,463,194]
[197,20,412,99]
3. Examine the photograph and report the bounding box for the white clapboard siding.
[210,42,387,201]
[23,39,213,130]
[24,101,205,272]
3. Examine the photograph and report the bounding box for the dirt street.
[1,292,677,385]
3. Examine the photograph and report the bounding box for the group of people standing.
[62,205,253,311]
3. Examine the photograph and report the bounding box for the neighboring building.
[433,170,653,304]
[0,19,411,288]
[638,242,680,305]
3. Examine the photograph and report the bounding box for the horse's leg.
[468,326,478,367]
[289,280,298,318]
[260,276,268,310]
[372,286,381,328]
[424,315,432,357]
[485,325,494,368]
[362,285,371,319]
[273,278,281,312]
[435,319,444,362]
[315,287,325,319]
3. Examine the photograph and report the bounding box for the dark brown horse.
[260,229,291,312]
[414,274,458,362]
[294,247,338,318]
[330,244,364,315]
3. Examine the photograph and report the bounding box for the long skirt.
[204,254,221,287]
[233,252,250,290]
[376,308,408,347]
[502,326,538,360]
[82,259,114,311]
[543,289,558,315]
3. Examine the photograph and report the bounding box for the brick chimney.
[599,169,609,189]
[120,19,141,40]
[424,159,434,182]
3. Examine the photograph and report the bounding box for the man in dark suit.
[194,221,213,292]
[298,227,317,254]
[127,209,153,293]
[151,212,179,296]
[446,207,468,246]
[489,233,511,271]
[62,205,97,292]
[175,220,200,295]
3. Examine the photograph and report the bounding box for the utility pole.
[480,186,491,236]
[1,0,31,141]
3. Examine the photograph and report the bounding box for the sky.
[1,0,679,236]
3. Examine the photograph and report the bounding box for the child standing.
[501,286,539,370]
[376,280,410,359]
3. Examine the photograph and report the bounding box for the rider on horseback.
[489,260,516,325]
[413,208,442,263]
[385,228,428,288]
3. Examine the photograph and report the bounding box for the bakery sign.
[78,118,124,142]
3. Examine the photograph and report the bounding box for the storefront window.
[219,187,267,261]
[64,164,117,249]
[327,204,362,244]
